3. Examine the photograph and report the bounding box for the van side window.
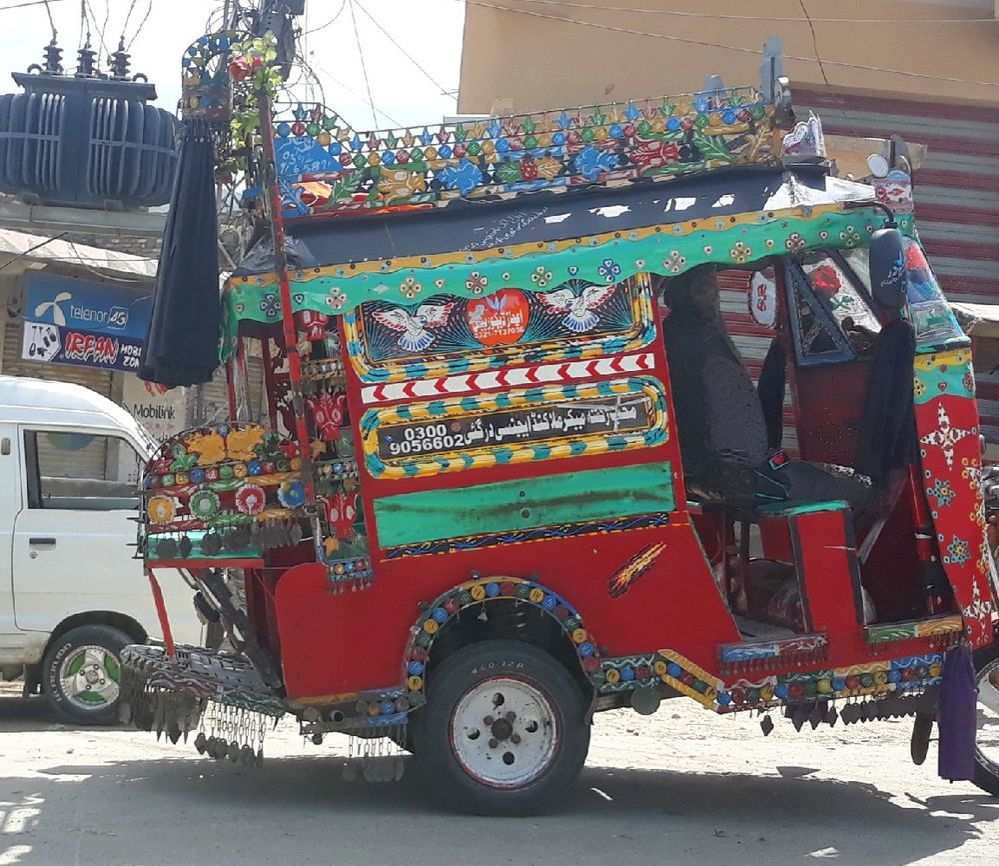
[23,431,141,511]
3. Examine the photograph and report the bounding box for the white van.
[0,376,202,723]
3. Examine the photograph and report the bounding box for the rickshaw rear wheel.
[973,640,999,797]
[412,639,590,816]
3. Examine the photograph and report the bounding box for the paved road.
[0,687,996,866]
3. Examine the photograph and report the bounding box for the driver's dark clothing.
[663,266,871,511]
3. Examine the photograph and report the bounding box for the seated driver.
[662,265,870,512]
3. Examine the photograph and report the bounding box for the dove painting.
[539,284,617,333]
[370,303,455,352]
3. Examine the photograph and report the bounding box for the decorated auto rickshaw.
[122,33,998,815]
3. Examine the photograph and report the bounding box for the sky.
[0,0,467,130]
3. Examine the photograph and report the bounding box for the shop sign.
[21,273,152,371]
[21,321,143,372]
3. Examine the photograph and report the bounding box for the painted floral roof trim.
[220,204,912,358]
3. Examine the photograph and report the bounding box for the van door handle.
[28,537,57,546]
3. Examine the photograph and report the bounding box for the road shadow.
[0,694,128,734]
[0,752,990,866]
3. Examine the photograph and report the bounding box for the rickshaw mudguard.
[914,348,997,649]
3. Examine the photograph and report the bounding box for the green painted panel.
[374,462,674,548]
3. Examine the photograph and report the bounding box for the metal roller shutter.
[193,356,266,426]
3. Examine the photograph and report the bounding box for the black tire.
[974,639,999,797]
[42,624,131,725]
[412,639,590,816]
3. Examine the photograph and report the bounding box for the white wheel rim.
[59,645,121,710]
[976,656,999,781]
[449,677,559,789]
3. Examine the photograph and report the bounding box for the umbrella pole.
[257,94,316,504]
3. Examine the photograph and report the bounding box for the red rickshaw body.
[122,41,997,810]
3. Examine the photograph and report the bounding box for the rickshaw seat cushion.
[757,499,850,518]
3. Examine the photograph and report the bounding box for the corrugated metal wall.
[795,89,999,305]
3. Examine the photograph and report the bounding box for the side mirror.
[868,226,907,309]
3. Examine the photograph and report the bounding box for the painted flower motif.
[325,287,347,311]
[293,292,306,305]
[189,490,221,519]
[235,484,267,516]
[729,242,752,264]
[631,139,681,172]
[764,238,776,249]
[259,293,281,317]
[437,158,484,195]
[839,226,862,247]
[598,258,622,283]
[946,536,971,565]
[465,272,489,294]
[573,145,619,181]
[169,444,199,472]
[146,496,176,526]
[963,371,975,395]
[434,279,446,289]
[662,252,687,274]
[914,378,926,398]
[277,480,307,509]
[784,232,807,254]
[236,303,246,314]
[400,277,423,299]
[531,266,554,288]
[928,478,956,509]
[703,245,714,255]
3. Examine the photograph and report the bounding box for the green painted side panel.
[373,462,675,548]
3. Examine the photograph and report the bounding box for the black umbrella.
[139,118,221,387]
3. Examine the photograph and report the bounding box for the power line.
[797,0,829,88]
[84,0,109,59]
[309,58,404,128]
[460,0,999,89]
[120,0,138,38]
[125,0,152,50]
[347,0,381,129]
[354,0,453,97]
[39,0,56,39]
[466,0,999,25]
[0,0,70,12]
[303,0,346,36]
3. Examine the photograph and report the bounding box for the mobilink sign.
[22,273,153,372]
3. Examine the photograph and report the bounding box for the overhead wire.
[353,0,453,98]
[347,0,383,129]
[303,0,346,36]
[119,0,138,41]
[0,0,70,12]
[38,0,57,39]
[84,0,109,59]
[309,58,404,128]
[459,0,999,89]
[466,0,999,25]
[125,0,153,50]
[797,0,829,87]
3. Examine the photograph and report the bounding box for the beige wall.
[458,0,999,113]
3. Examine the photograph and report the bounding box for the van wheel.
[412,640,590,816]
[42,625,130,725]
[974,641,999,797]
